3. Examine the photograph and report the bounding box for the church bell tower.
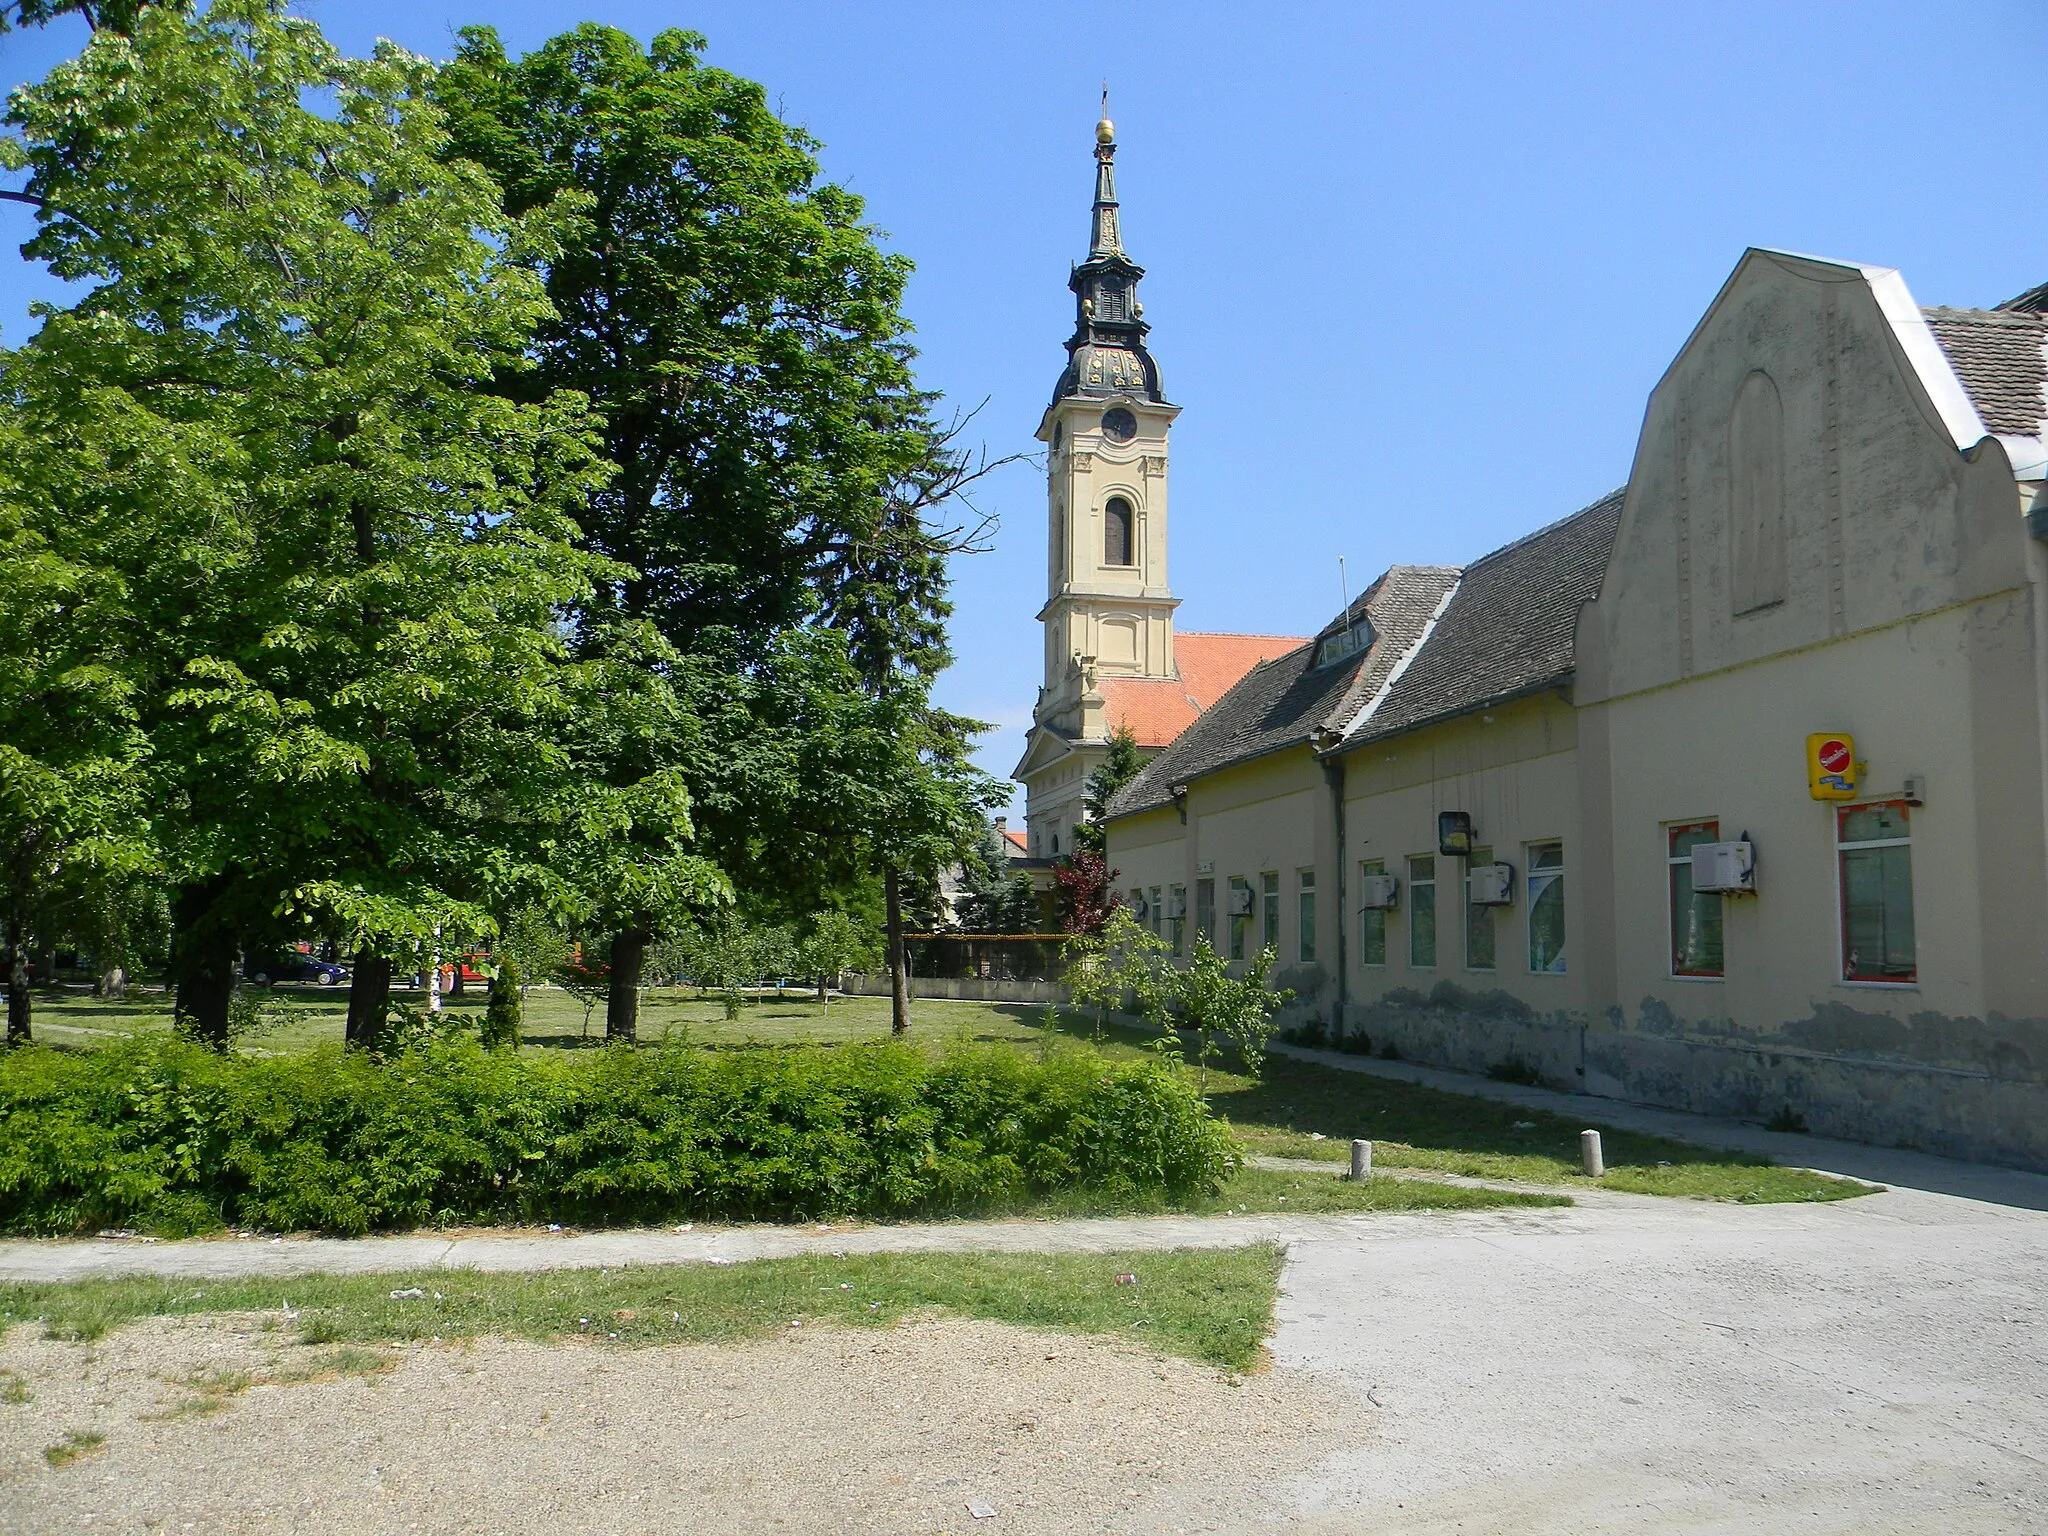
[1014,102,1182,857]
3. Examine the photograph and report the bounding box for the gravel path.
[0,1312,1345,1534]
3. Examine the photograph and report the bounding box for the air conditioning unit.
[1168,891,1188,918]
[1470,862,1515,905]
[1359,873,1400,910]
[1130,895,1150,919]
[1692,839,1756,894]
[1226,887,1254,916]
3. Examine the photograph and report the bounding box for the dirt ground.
[0,1313,1346,1535]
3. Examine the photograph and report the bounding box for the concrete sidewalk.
[1270,1037,2048,1209]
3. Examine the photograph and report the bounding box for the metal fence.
[902,933,1072,985]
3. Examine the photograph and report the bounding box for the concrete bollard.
[1350,1139,1372,1181]
[1580,1129,1605,1178]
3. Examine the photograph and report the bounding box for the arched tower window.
[1104,496,1134,567]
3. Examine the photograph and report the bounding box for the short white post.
[1580,1129,1604,1177]
[1350,1139,1372,1181]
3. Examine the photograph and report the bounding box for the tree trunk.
[449,966,465,999]
[607,928,647,1044]
[885,868,910,1035]
[5,947,29,1045]
[169,881,237,1046]
[344,950,393,1049]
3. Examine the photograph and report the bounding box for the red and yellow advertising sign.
[1806,732,1857,800]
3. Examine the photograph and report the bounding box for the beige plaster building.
[1012,111,1301,860]
[1098,248,2048,1170]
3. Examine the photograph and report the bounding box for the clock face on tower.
[1100,407,1137,443]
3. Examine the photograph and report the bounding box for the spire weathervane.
[1047,94,1163,408]
[1090,89,1121,257]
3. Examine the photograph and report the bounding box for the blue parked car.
[253,956,350,987]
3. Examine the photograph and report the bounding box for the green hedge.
[0,1037,1234,1236]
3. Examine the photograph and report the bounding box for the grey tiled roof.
[1923,307,2048,437]
[1105,564,1459,819]
[1995,281,2048,313]
[1343,491,1622,748]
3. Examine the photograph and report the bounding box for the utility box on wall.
[1691,839,1757,894]
[1469,862,1515,905]
[1359,873,1400,910]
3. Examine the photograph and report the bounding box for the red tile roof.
[1101,631,1307,749]
[1002,828,1028,851]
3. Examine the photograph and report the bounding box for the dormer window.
[1104,497,1135,566]
[1316,622,1372,668]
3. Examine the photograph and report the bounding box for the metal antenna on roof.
[1339,555,1353,633]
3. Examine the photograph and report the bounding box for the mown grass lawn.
[0,1245,1287,1370]
[21,986,1870,1206]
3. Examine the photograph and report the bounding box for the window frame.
[1228,876,1251,962]
[1526,840,1566,975]
[1408,855,1437,969]
[1359,858,1387,968]
[1837,800,1916,986]
[1297,868,1317,964]
[1103,496,1135,567]
[1168,883,1187,955]
[1667,819,1725,980]
[1260,871,1280,952]
[1463,844,1496,972]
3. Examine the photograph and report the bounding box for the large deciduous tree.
[0,1,652,1045]
[434,25,1001,1040]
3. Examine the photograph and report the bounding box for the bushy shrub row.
[0,1037,1235,1236]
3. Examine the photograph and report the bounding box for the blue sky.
[2,2,2040,810]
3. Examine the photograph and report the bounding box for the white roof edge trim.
[1339,580,1460,741]
[1994,434,2048,480]
[1858,263,1994,455]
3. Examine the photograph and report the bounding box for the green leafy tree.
[0,0,150,37]
[1074,726,1144,856]
[481,962,522,1050]
[0,3,635,1047]
[1169,939,1293,1091]
[673,911,791,1020]
[1063,904,1173,1042]
[796,909,882,1011]
[433,27,1006,1037]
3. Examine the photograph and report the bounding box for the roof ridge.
[1925,304,2048,325]
[1177,629,1314,641]
[1457,487,1626,577]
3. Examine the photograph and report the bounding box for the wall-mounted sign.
[1438,811,1474,857]
[1806,733,1857,800]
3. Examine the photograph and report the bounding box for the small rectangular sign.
[1807,733,1857,800]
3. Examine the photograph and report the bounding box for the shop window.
[1668,821,1724,977]
[1229,876,1251,961]
[1261,871,1280,951]
[1527,841,1565,974]
[1464,845,1496,971]
[1359,859,1387,967]
[1839,802,1915,983]
[1298,869,1317,964]
[1408,855,1437,968]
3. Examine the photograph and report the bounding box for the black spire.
[1052,98,1165,407]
